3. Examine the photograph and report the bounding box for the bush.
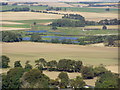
[94,65,108,76]
[58,72,69,88]
[95,71,119,88]
[2,67,25,89]
[2,31,22,42]
[102,25,107,30]
[25,63,32,71]
[30,33,42,42]
[1,55,10,68]
[21,69,50,88]
[14,61,22,68]
[69,76,86,88]
[81,66,94,79]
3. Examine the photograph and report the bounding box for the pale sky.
[0,0,119,2]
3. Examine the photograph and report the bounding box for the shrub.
[95,71,118,88]
[14,61,22,68]
[21,69,50,88]
[2,67,25,89]
[81,66,94,79]
[1,55,10,68]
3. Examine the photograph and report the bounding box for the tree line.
[1,31,120,47]
[51,14,120,27]
[1,55,119,89]
[1,7,30,12]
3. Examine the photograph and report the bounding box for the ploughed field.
[2,42,118,68]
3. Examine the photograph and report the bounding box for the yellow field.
[39,2,73,7]
[0,27,30,31]
[2,42,118,69]
[1,12,63,20]
[0,21,24,25]
[47,11,118,21]
[85,25,119,29]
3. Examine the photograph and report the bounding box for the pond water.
[42,36,78,40]
[26,30,48,33]
[22,36,79,43]
[25,30,63,34]
[22,37,30,40]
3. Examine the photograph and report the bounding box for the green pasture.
[1,5,48,11]
[61,7,118,13]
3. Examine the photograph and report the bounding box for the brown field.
[47,11,118,21]
[88,7,118,9]
[0,27,30,31]
[2,42,118,72]
[0,21,24,25]
[43,71,97,86]
[43,71,81,80]
[39,2,73,7]
[85,25,119,29]
[1,12,63,21]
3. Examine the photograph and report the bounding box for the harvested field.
[43,71,81,80]
[84,77,98,86]
[84,25,119,29]
[47,11,118,21]
[39,2,73,7]
[0,21,24,25]
[87,43,105,47]
[0,27,30,31]
[105,65,118,73]
[2,42,118,71]
[1,12,63,21]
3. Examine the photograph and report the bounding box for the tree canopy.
[2,31,22,42]
[1,55,10,68]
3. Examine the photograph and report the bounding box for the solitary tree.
[81,66,94,79]
[14,61,22,68]
[58,72,69,88]
[33,22,37,25]
[30,33,42,42]
[24,61,32,71]
[102,25,107,30]
[1,55,10,68]
[52,26,57,30]
[105,8,110,11]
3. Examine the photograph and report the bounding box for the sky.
[1,0,119,2]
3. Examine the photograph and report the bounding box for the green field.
[61,7,118,13]
[1,5,48,11]
[1,5,118,13]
